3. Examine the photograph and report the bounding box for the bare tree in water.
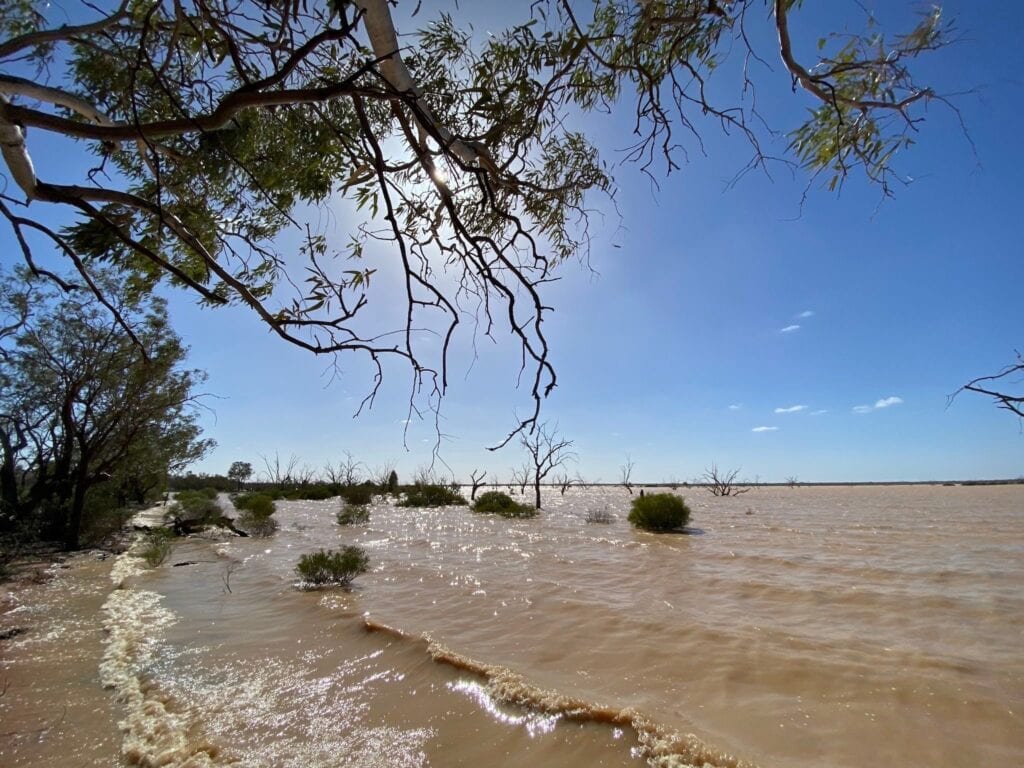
[702,464,752,497]
[521,423,576,509]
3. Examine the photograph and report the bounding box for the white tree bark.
[0,94,37,200]
[353,0,482,167]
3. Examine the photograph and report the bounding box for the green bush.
[397,483,467,508]
[238,512,278,537]
[296,546,369,586]
[386,470,399,494]
[140,528,175,567]
[233,493,277,537]
[337,504,370,526]
[198,487,220,499]
[338,484,375,506]
[293,484,335,501]
[627,493,691,532]
[232,492,276,516]
[471,491,537,518]
[173,489,222,523]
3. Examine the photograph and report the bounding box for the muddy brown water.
[2,485,1022,767]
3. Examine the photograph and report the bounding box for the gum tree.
[0,270,212,548]
[0,0,955,444]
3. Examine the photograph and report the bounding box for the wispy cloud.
[728,404,742,411]
[853,396,903,414]
[797,310,815,318]
[752,426,778,432]
[875,396,903,408]
[810,409,828,416]
[774,404,807,414]
[779,324,801,333]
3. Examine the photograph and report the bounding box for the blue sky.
[2,1,1022,483]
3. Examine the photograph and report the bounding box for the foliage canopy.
[0,0,954,442]
[0,269,212,548]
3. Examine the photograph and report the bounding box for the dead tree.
[324,451,364,487]
[620,455,636,495]
[953,352,1024,420]
[261,452,300,488]
[510,464,531,496]
[702,464,752,497]
[468,469,487,500]
[521,423,576,509]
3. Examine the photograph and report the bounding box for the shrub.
[397,483,467,508]
[585,507,615,524]
[140,528,175,567]
[296,546,369,586]
[199,487,220,499]
[337,504,370,526]
[627,493,691,532]
[238,512,278,537]
[233,493,277,537]
[232,492,276,516]
[295,484,335,501]
[173,489,222,523]
[471,490,537,518]
[338,484,375,506]
[386,470,399,494]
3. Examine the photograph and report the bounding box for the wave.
[363,618,755,768]
[101,547,233,767]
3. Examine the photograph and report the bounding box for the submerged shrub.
[296,546,369,586]
[338,484,374,506]
[233,493,277,537]
[397,483,467,508]
[232,493,276,516]
[172,490,221,523]
[238,512,278,537]
[336,504,370,526]
[628,493,691,532]
[140,528,175,567]
[471,491,537,519]
[585,507,615,524]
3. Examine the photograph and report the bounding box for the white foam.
[101,549,229,766]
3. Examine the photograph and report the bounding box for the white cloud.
[853,396,903,414]
[810,409,828,416]
[728,404,742,411]
[874,396,903,409]
[774,404,807,414]
[752,426,778,432]
[779,324,801,333]
[797,310,815,318]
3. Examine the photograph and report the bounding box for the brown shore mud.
[0,552,123,767]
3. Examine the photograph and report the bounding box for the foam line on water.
[101,545,231,767]
[363,617,755,768]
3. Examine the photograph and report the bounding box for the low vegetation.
[140,528,175,567]
[232,493,278,537]
[585,507,615,524]
[296,547,369,586]
[336,504,370,526]
[397,483,467,508]
[471,491,537,519]
[338,484,376,506]
[628,493,692,532]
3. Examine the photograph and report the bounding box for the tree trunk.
[533,478,541,510]
[64,476,88,550]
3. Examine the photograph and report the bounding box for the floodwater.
[3,485,1023,767]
